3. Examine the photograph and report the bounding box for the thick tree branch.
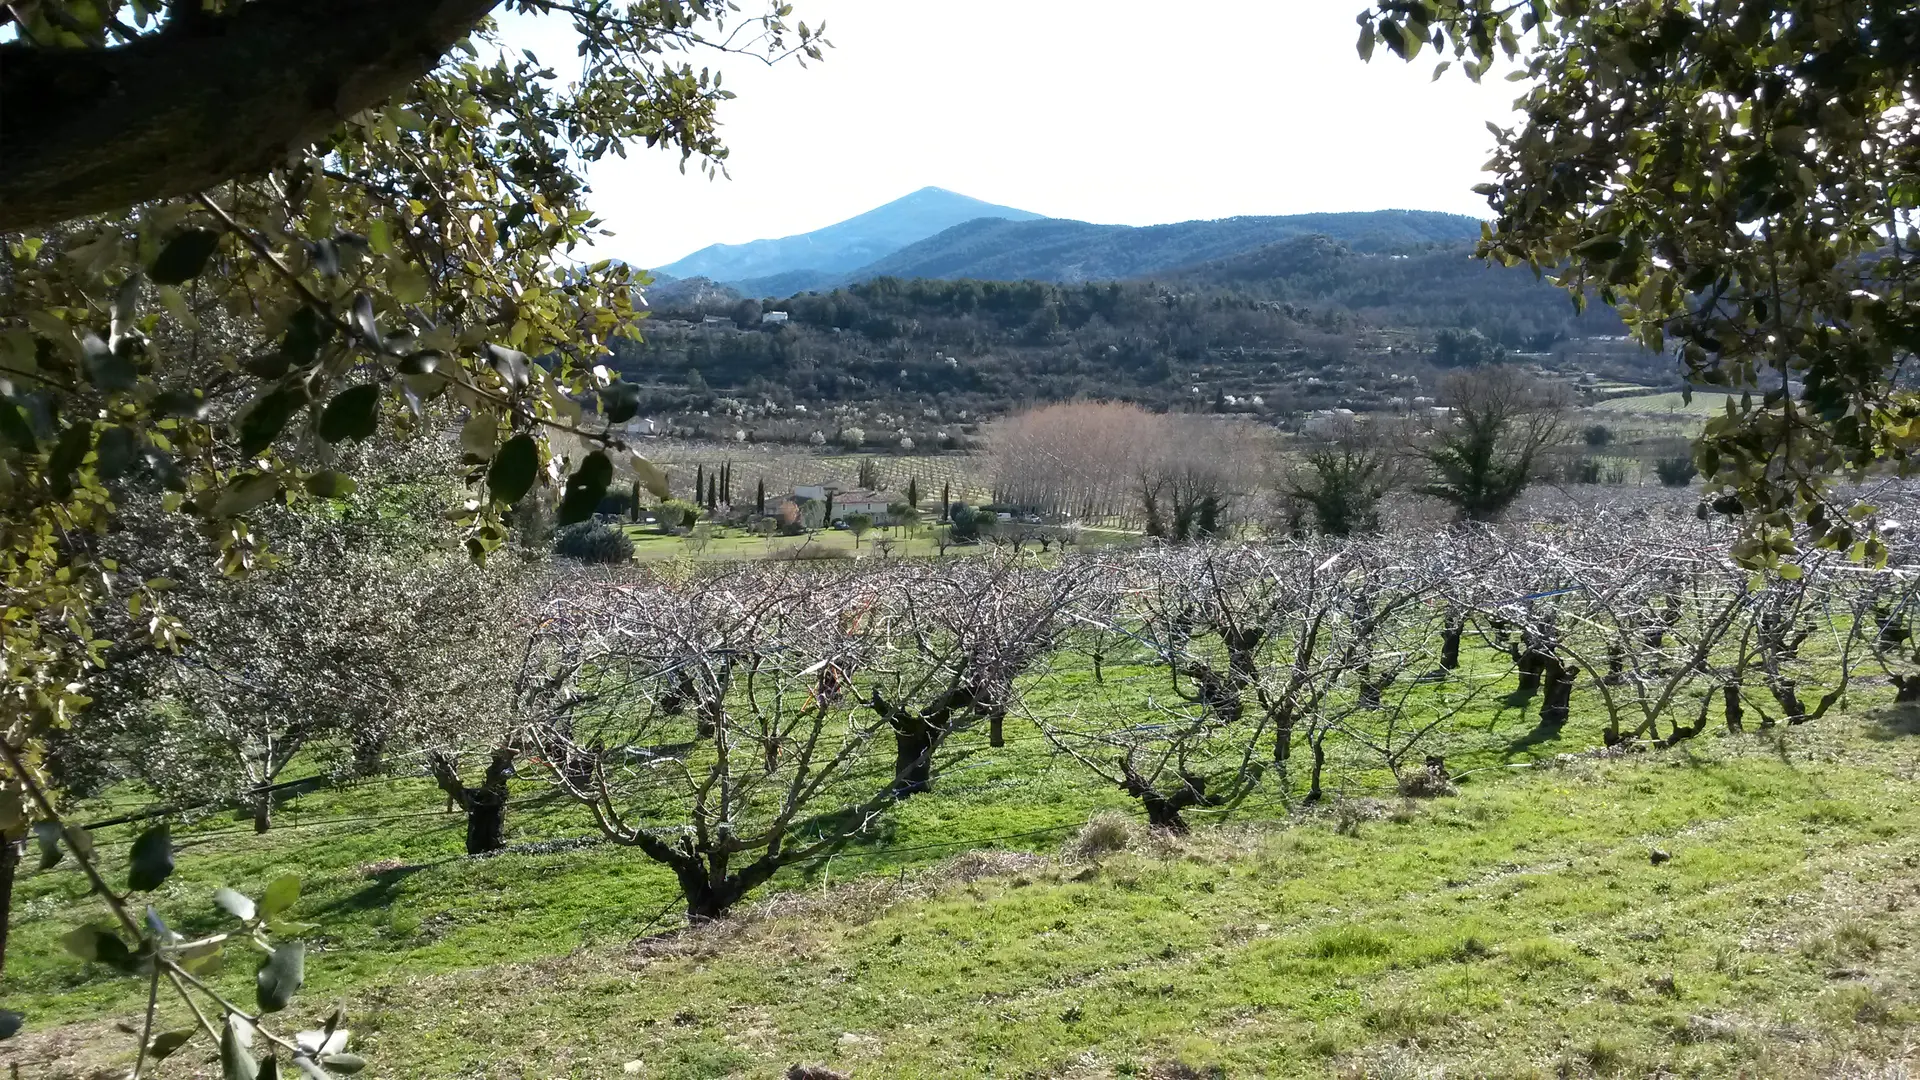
[0,0,502,232]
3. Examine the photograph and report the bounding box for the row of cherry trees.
[435,495,1920,919]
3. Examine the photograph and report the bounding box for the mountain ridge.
[697,209,1484,297]
[850,209,1483,286]
[654,186,1044,283]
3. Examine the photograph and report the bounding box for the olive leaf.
[317,384,383,443]
[487,434,539,505]
[261,874,301,918]
[213,886,257,922]
[237,385,307,457]
[222,1014,259,1080]
[211,472,281,518]
[149,228,220,286]
[485,344,531,391]
[127,822,174,892]
[256,940,306,1013]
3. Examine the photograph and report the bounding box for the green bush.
[1583,423,1614,447]
[657,499,702,530]
[553,521,635,563]
[1654,456,1699,487]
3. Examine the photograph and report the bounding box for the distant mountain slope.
[642,273,742,310]
[1163,234,1625,338]
[851,209,1482,285]
[655,187,1045,283]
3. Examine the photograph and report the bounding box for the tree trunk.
[1769,678,1806,724]
[1514,645,1544,697]
[1440,613,1464,671]
[1306,738,1328,805]
[1118,760,1208,833]
[428,748,516,855]
[351,729,387,777]
[462,788,507,855]
[891,727,941,795]
[1136,791,1191,832]
[1604,643,1626,686]
[1724,684,1745,733]
[252,793,272,834]
[667,850,782,922]
[988,708,1006,749]
[0,837,17,976]
[1895,675,1920,704]
[1538,657,1576,730]
[875,689,965,797]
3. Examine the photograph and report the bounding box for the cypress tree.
[695,464,705,504]
[756,477,765,512]
[941,481,950,520]
[907,476,920,509]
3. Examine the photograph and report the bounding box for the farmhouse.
[763,486,896,522]
[827,489,893,520]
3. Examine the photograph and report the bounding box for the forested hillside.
[850,209,1482,284]
[613,268,1656,445]
[1163,235,1626,348]
[726,208,1488,294]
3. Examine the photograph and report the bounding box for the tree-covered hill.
[612,269,1660,444]
[842,209,1484,285]
[1159,235,1625,348]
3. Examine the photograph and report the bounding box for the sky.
[502,1,1524,269]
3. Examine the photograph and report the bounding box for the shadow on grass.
[1506,713,1569,754]
[314,860,451,917]
[1867,704,1920,740]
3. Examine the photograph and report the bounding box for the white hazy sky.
[503,1,1523,269]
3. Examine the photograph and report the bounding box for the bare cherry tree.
[521,566,901,919]
[856,556,1095,794]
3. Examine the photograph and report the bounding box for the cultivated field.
[9,497,1920,1078]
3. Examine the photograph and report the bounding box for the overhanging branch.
[0,0,501,232]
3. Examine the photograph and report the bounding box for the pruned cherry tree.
[520,566,903,919]
[854,557,1096,795]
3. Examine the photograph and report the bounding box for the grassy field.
[1589,391,1738,417]
[620,523,1143,562]
[6,634,1917,1077]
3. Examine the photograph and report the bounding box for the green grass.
[1590,390,1739,416]
[7,652,1918,1076]
[616,523,1141,562]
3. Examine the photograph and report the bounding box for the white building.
[828,489,894,520]
[761,311,790,325]
[766,487,897,523]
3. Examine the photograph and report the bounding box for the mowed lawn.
[7,705,1919,1078]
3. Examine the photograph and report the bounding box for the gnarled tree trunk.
[1117,758,1215,833]
[0,836,17,976]
[1439,610,1465,671]
[1895,675,1920,704]
[1538,655,1576,731]
[429,747,517,855]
